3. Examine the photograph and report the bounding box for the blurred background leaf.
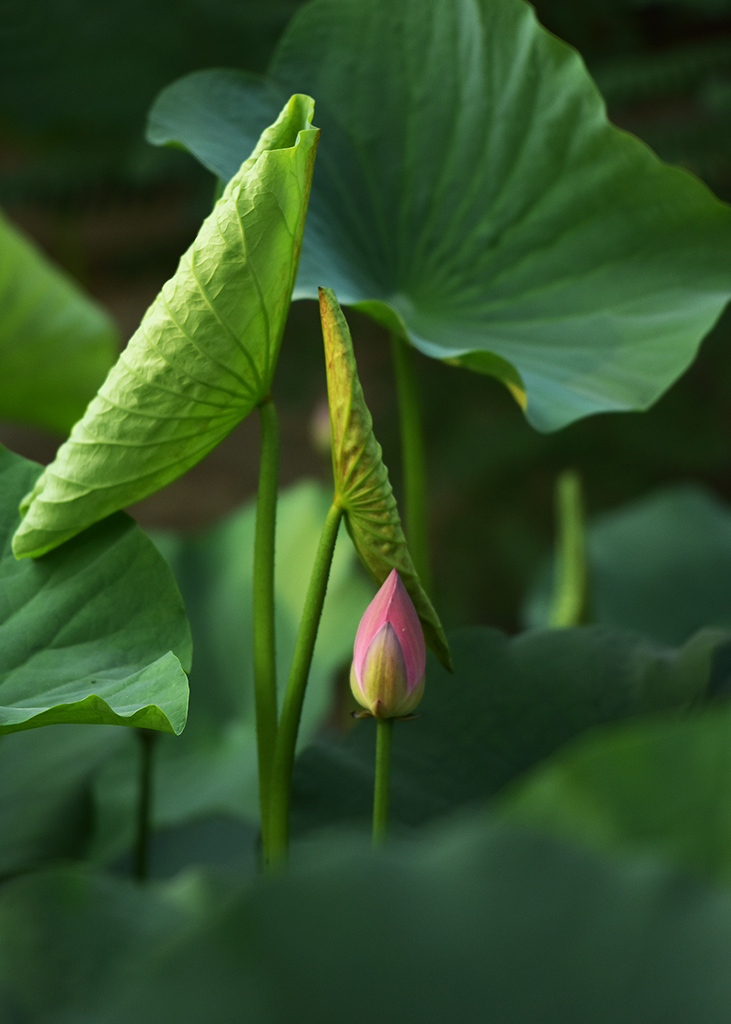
[499,698,731,889]
[525,484,731,645]
[0,210,118,434]
[8,817,731,1022]
[289,624,729,835]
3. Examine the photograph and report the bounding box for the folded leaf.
[13,94,319,559]
[320,287,451,670]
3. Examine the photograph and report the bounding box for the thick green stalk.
[390,332,432,594]
[372,717,394,846]
[548,469,588,628]
[266,500,344,867]
[254,396,281,850]
[133,728,157,883]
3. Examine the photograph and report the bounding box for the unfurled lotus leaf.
[13,94,319,559]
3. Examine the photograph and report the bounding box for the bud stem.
[390,332,432,595]
[373,717,394,846]
[253,396,280,855]
[266,500,344,867]
[548,469,588,628]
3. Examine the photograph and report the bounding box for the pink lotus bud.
[350,569,425,718]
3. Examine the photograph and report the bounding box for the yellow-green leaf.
[13,94,319,559]
[320,287,451,671]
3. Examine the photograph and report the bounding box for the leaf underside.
[13,94,319,559]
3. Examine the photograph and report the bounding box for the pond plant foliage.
[2,0,731,1020]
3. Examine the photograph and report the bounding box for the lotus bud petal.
[350,569,425,718]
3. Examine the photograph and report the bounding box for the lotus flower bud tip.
[350,569,425,718]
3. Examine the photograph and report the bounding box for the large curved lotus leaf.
[320,288,450,670]
[88,481,373,863]
[289,624,726,833]
[0,446,190,734]
[147,0,731,432]
[0,209,118,434]
[12,94,319,559]
[499,702,731,890]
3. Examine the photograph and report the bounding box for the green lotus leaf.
[0,209,118,434]
[499,701,731,889]
[12,821,731,1023]
[0,446,190,734]
[12,94,319,559]
[148,0,731,431]
[320,287,451,670]
[290,625,726,833]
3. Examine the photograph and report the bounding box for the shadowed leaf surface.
[7,819,731,1021]
[290,624,728,832]
[500,699,731,888]
[149,0,731,431]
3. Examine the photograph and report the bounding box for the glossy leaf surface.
[320,288,450,669]
[0,209,118,434]
[290,624,725,833]
[13,95,319,558]
[0,446,190,734]
[148,0,731,431]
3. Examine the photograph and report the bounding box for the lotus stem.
[390,332,432,594]
[253,396,281,853]
[266,500,344,867]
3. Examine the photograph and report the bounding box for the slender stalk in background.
[390,333,432,594]
[253,396,281,851]
[548,469,588,628]
[372,717,394,846]
[266,500,344,867]
[133,728,158,883]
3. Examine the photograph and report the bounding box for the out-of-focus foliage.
[0,0,307,199]
[534,0,731,199]
[0,210,118,434]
